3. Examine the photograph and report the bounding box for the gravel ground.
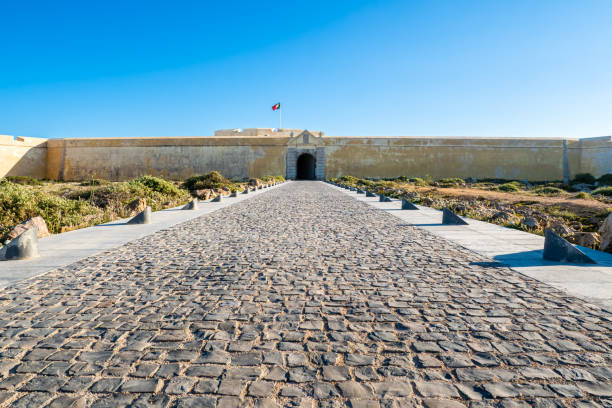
[0,181,609,407]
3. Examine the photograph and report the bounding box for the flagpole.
[280,105,282,129]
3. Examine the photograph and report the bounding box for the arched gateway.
[296,153,316,180]
[285,131,326,180]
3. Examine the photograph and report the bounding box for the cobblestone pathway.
[0,181,610,408]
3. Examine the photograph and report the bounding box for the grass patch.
[592,186,612,197]
[5,176,43,186]
[498,182,521,192]
[437,178,465,187]
[574,192,591,200]
[533,186,566,196]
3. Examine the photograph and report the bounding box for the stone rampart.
[1,133,610,181]
[0,135,48,179]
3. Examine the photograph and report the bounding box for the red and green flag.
[272,103,281,111]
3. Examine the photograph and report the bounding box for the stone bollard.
[442,208,468,225]
[230,191,238,197]
[543,229,596,264]
[379,194,386,202]
[127,207,151,224]
[212,195,222,202]
[401,198,419,210]
[182,198,198,210]
[242,188,249,195]
[0,229,39,261]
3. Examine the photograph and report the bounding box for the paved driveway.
[0,181,609,407]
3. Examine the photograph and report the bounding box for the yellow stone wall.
[45,137,288,181]
[572,136,612,178]
[1,134,610,182]
[324,137,572,181]
[0,135,48,179]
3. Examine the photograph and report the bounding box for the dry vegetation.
[1,173,284,242]
[331,174,612,251]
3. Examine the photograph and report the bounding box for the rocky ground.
[0,181,609,407]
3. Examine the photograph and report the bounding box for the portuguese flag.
[272,103,281,111]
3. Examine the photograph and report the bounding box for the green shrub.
[0,180,102,237]
[437,178,465,187]
[592,186,612,197]
[135,175,181,196]
[410,177,429,186]
[572,173,596,184]
[534,186,566,196]
[498,182,521,192]
[339,175,358,185]
[182,171,232,190]
[598,174,612,186]
[5,176,43,186]
[574,191,591,199]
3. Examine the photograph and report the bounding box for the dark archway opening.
[296,153,316,180]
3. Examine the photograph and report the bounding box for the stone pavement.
[0,181,610,407]
[330,185,612,310]
[0,183,286,289]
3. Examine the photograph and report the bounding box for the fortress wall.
[3,135,610,182]
[324,137,570,181]
[573,136,612,178]
[0,135,48,179]
[46,137,287,181]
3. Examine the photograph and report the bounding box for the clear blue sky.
[1,0,610,138]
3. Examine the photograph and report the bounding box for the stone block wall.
[0,135,48,179]
[1,133,610,182]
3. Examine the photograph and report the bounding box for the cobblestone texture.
[0,181,610,407]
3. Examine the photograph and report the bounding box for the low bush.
[598,174,612,186]
[592,186,612,197]
[409,177,429,186]
[0,180,103,237]
[182,171,233,190]
[574,191,591,199]
[437,178,465,187]
[498,182,521,192]
[135,175,181,196]
[534,186,566,196]
[572,173,596,184]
